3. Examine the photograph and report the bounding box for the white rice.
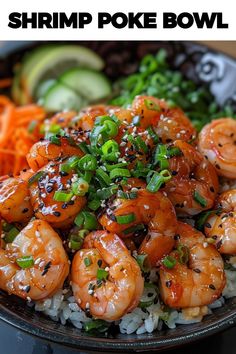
[31,265,236,335]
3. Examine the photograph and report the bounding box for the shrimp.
[159,222,226,308]
[71,230,144,321]
[132,96,196,143]
[198,118,236,179]
[204,189,236,254]
[163,140,219,215]
[27,137,84,172]
[29,160,86,228]
[0,219,69,300]
[99,188,177,266]
[0,177,33,223]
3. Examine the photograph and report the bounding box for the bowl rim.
[1,40,236,352]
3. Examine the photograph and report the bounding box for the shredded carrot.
[0,95,46,176]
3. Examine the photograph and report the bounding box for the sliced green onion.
[78,141,90,154]
[147,126,159,144]
[28,171,45,185]
[177,244,189,264]
[88,199,101,211]
[53,191,73,202]
[84,257,92,267]
[153,144,169,169]
[138,299,155,309]
[96,185,118,200]
[116,213,136,225]
[193,191,207,207]
[144,98,161,111]
[162,255,177,269]
[4,226,19,243]
[72,178,89,196]
[123,223,146,235]
[49,135,61,146]
[60,156,80,173]
[84,319,110,333]
[16,255,34,269]
[69,234,84,250]
[135,254,150,273]
[78,154,97,171]
[103,120,119,138]
[75,211,98,230]
[83,171,93,183]
[110,168,131,180]
[104,162,128,172]
[146,170,171,193]
[97,268,109,281]
[167,147,182,157]
[135,136,148,154]
[195,210,216,230]
[101,140,120,162]
[117,190,137,200]
[96,168,112,186]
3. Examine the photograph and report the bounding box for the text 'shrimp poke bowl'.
[0,41,236,352]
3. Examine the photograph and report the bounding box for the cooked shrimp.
[0,219,69,300]
[204,189,236,254]
[71,230,144,321]
[198,118,236,178]
[27,137,84,172]
[99,188,177,266]
[132,96,196,143]
[163,140,219,215]
[29,160,86,228]
[159,222,225,308]
[0,177,33,223]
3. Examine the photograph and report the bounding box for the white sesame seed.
[144,205,150,210]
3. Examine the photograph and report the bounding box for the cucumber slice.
[43,82,84,112]
[35,79,56,100]
[60,68,111,102]
[20,45,104,101]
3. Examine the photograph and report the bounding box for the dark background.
[0,320,235,354]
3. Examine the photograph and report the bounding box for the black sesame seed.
[166,280,172,288]
[46,186,54,193]
[22,208,29,214]
[68,200,74,205]
[215,164,221,170]
[212,235,218,240]
[209,284,216,290]
[53,211,61,217]
[147,292,153,297]
[59,171,69,177]
[193,268,201,273]
[204,223,211,229]
[174,234,180,240]
[210,187,215,193]
[97,259,102,267]
[171,170,178,176]
[62,203,68,209]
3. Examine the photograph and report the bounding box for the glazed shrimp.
[27,137,84,172]
[71,231,144,321]
[163,140,219,215]
[204,189,236,254]
[0,177,33,223]
[132,96,196,143]
[29,160,86,228]
[0,219,69,300]
[198,118,236,178]
[159,222,226,308]
[99,188,177,266]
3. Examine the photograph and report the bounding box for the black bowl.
[0,41,236,352]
